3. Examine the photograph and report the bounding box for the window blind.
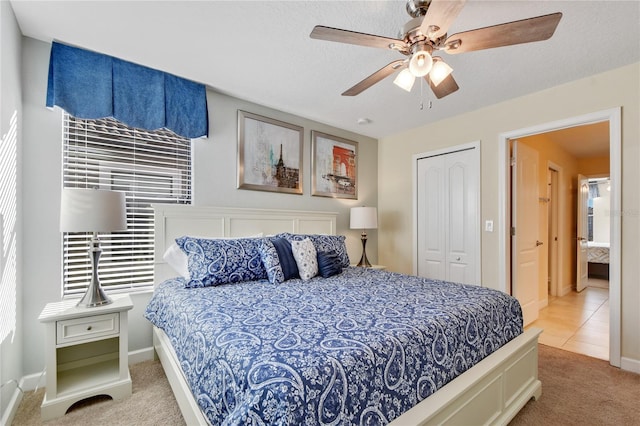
[62,114,191,296]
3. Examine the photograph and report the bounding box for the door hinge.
[510,157,516,166]
[511,227,516,236]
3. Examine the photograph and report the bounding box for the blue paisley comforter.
[144,267,523,425]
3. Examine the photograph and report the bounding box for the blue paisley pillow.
[278,233,350,268]
[259,239,285,285]
[176,236,267,288]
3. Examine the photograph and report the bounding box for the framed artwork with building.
[237,110,303,195]
[311,131,358,199]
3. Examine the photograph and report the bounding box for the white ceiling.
[9,0,640,140]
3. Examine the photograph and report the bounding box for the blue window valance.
[46,42,208,139]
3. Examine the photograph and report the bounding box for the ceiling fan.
[310,0,562,99]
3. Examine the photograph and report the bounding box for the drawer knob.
[87,326,92,331]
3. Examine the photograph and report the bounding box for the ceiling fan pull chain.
[418,79,433,111]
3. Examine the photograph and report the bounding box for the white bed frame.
[151,205,542,425]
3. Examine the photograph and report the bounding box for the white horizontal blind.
[62,114,191,296]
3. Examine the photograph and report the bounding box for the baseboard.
[128,346,155,365]
[0,384,23,426]
[538,298,548,310]
[559,284,572,297]
[21,370,46,392]
[621,356,640,374]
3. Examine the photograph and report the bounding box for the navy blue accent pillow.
[271,238,299,280]
[317,251,343,278]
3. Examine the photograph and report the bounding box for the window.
[62,114,191,296]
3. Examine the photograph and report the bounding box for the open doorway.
[498,108,621,367]
[513,124,610,360]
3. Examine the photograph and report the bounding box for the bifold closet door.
[417,148,479,285]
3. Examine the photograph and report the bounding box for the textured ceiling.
[9,0,640,139]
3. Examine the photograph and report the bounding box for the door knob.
[536,240,544,246]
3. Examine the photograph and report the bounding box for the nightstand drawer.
[56,313,120,345]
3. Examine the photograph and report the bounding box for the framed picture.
[311,131,358,199]
[237,111,303,195]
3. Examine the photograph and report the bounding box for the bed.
[146,205,542,425]
[587,242,610,280]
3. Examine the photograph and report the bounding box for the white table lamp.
[60,188,127,307]
[350,206,378,267]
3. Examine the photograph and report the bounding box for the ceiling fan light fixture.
[408,47,433,77]
[429,59,453,86]
[393,69,416,92]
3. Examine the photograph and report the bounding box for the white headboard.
[152,204,338,283]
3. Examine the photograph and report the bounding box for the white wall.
[20,37,379,377]
[378,63,640,366]
[0,0,23,418]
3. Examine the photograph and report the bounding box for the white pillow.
[163,233,263,279]
[291,238,318,281]
[163,242,190,278]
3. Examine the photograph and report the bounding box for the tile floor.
[526,278,609,360]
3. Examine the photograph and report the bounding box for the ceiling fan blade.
[311,25,408,51]
[444,12,562,54]
[420,0,467,39]
[342,60,406,96]
[426,73,459,99]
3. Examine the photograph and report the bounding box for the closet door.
[417,147,479,285]
[417,155,446,279]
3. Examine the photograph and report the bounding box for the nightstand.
[38,294,133,420]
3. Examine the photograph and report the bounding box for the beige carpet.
[510,344,639,425]
[12,359,184,426]
[12,345,640,425]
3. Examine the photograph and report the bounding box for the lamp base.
[76,283,112,308]
[77,235,113,308]
[356,231,372,268]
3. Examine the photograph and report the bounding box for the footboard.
[390,327,542,425]
[154,326,541,425]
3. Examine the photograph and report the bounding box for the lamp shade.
[393,69,416,92]
[409,49,433,77]
[429,58,453,87]
[60,188,127,232]
[350,207,378,230]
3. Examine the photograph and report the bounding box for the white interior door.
[445,153,477,284]
[417,155,446,279]
[576,174,589,292]
[512,141,540,326]
[417,147,479,285]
